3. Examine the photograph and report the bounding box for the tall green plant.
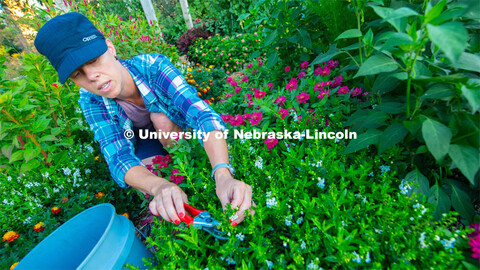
[314,0,479,223]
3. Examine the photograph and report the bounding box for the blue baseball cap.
[34,12,108,84]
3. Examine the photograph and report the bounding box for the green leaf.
[414,74,468,84]
[406,169,430,199]
[376,102,405,114]
[362,111,389,129]
[427,22,468,63]
[379,32,414,51]
[20,158,42,172]
[422,84,456,100]
[31,116,51,133]
[461,85,480,113]
[372,73,400,95]
[383,7,419,21]
[363,29,373,45]
[354,54,398,78]
[23,148,41,162]
[453,52,480,73]
[448,144,480,185]
[378,123,408,153]
[298,29,312,49]
[421,117,452,161]
[264,29,278,47]
[425,0,447,23]
[9,150,24,163]
[311,44,341,66]
[344,129,382,154]
[427,183,451,220]
[335,29,362,41]
[450,182,474,222]
[267,50,279,68]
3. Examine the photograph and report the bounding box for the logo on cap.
[82,34,97,42]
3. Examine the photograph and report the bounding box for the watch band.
[211,163,235,181]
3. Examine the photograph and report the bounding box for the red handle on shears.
[179,203,206,226]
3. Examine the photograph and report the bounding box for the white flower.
[352,251,361,263]
[254,156,263,170]
[85,145,94,153]
[23,217,32,225]
[85,169,91,174]
[307,260,319,270]
[236,233,244,241]
[419,232,427,249]
[441,238,455,252]
[342,220,348,227]
[225,257,235,265]
[317,177,325,189]
[266,197,277,208]
[266,191,271,198]
[7,176,12,181]
[296,217,303,224]
[334,137,340,143]
[62,167,72,176]
[265,260,273,269]
[365,252,371,263]
[399,179,411,195]
[285,215,293,226]
[301,240,306,250]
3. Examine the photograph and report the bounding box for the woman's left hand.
[215,175,255,226]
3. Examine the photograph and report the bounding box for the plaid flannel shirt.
[78,54,226,188]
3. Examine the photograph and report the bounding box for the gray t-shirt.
[115,98,152,128]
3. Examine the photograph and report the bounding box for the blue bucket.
[15,203,154,269]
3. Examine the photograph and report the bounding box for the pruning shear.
[179,203,228,240]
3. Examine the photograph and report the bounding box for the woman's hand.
[149,180,188,225]
[215,175,255,226]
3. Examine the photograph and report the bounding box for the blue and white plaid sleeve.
[78,90,144,188]
[149,55,227,135]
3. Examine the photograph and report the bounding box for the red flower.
[3,231,19,243]
[52,83,59,88]
[95,191,105,199]
[248,112,263,126]
[264,138,279,150]
[33,222,45,232]
[470,234,480,262]
[296,92,310,104]
[51,206,62,215]
[279,108,289,119]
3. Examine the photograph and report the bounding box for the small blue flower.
[236,233,244,241]
[317,178,325,189]
[301,240,306,250]
[352,251,361,263]
[441,238,455,252]
[285,215,293,226]
[296,217,303,225]
[365,252,371,263]
[368,172,374,177]
[265,260,273,269]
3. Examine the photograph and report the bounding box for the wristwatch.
[211,163,235,181]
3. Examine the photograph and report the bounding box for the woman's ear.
[105,39,117,58]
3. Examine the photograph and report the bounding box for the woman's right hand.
[149,180,188,224]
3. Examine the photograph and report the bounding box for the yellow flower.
[122,213,131,219]
[34,222,45,232]
[9,262,18,270]
[2,231,19,243]
[95,191,105,199]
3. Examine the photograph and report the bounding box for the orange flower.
[2,231,19,243]
[95,191,105,199]
[122,213,131,219]
[197,92,202,97]
[51,206,62,215]
[94,156,100,161]
[61,197,69,203]
[33,222,45,232]
[9,262,18,270]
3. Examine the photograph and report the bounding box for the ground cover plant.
[1,0,479,269]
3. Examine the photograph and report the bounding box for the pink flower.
[264,138,279,150]
[298,71,306,79]
[300,61,309,69]
[350,87,363,97]
[226,77,233,83]
[331,74,344,88]
[248,111,263,126]
[296,92,310,104]
[267,82,273,90]
[221,114,233,123]
[274,95,287,106]
[285,78,298,91]
[285,66,291,73]
[235,86,242,93]
[326,60,339,68]
[118,15,123,21]
[169,169,184,185]
[314,67,331,76]
[254,89,267,99]
[252,70,258,75]
[317,89,330,99]
[470,234,480,262]
[246,63,253,69]
[338,86,350,95]
[469,223,480,238]
[242,76,249,82]
[230,115,246,126]
[246,93,253,102]
[279,108,289,119]
[230,80,238,88]
[258,61,264,67]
